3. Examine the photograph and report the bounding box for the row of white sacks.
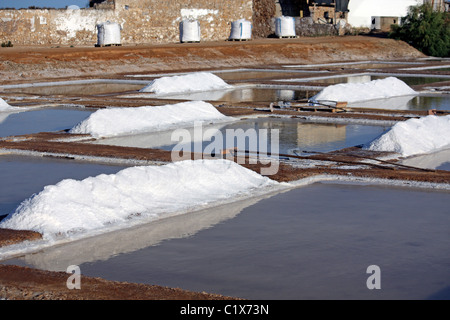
[180,19,253,42]
[96,16,296,46]
[178,17,297,42]
[180,16,297,41]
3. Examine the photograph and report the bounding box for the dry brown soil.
[0,36,425,84]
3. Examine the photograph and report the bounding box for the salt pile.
[139,72,233,95]
[0,160,278,241]
[310,77,417,104]
[0,98,14,111]
[70,101,234,138]
[366,115,450,157]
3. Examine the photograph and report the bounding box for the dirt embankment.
[0,36,424,84]
[0,264,237,300]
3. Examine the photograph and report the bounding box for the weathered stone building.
[0,0,256,45]
[0,0,351,46]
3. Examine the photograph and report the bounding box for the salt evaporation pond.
[131,86,317,103]
[3,82,146,96]
[213,70,325,82]
[135,87,318,103]
[401,149,450,171]
[307,76,450,111]
[439,163,450,170]
[127,69,326,82]
[0,107,94,137]
[339,93,450,111]
[282,61,425,70]
[0,154,128,218]
[285,74,450,87]
[406,94,450,111]
[90,118,389,155]
[4,182,449,299]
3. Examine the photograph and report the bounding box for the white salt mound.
[365,115,450,157]
[139,72,232,95]
[0,160,278,240]
[310,77,417,104]
[70,101,233,138]
[0,98,13,111]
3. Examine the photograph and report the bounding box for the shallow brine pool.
[213,70,324,82]
[401,149,450,171]
[131,87,319,103]
[0,107,94,137]
[89,118,389,155]
[3,82,146,96]
[278,74,450,87]
[4,182,449,300]
[282,61,425,70]
[0,154,128,217]
[346,93,450,111]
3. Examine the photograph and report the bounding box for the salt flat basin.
[130,87,319,103]
[280,74,450,87]
[346,94,450,111]
[282,61,426,70]
[89,118,389,155]
[5,182,449,299]
[3,82,146,96]
[0,107,94,137]
[0,154,128,217]
[126,69,327,82]
[401,149,450,171]
[213,70,324,82]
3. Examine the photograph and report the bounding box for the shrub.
[1,41,13,47]
[389,4,450,57]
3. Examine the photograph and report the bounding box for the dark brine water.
[7,182,448,300]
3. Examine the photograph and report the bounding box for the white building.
[347,0,424,28]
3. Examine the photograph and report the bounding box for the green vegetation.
[1,41,13,47]
[389,4,450,57]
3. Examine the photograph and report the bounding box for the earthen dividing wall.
[0,0,254,46]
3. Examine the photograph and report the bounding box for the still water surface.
[6,182,449,299]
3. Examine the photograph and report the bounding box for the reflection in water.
[4,83,145,96]
[0,108,31,125]
[372,75,450,86]
[348,94,450,111]
[289,74,450,87]
[149,88,318,103]
[438,162,450,170]
[8,192,280,271]
[401,149,450,170]
[283,62,421,69]
[17,182,448,300]
[0,112,11,125]
[0,154,128,218]
[0,107,94,137]
[214,70,318,81]
[407,94,450,111]
[348,95,417,110]
[91,118,389,155]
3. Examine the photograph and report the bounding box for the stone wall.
[0,0,254,46]
[252,0,276,38]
